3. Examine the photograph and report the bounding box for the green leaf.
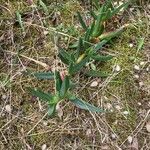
[55,71,62,92]
[93,0,100,9]
[137,37,144,51]
[60,75,70,98]
[85,70,109,77]
[39,0,49,15]
[27,87,52,101]
[70,98,104,112]
[70,57,89,75]
[16,11,24,32]
[109,2,130,19]
[69,41,78,49]
[91,55,113,61]
[84,28,91,42]
[102,9,111,21]
[99,26,126,40]
[48,104,56,116]
[33,72,54,79]
[77,12,87,30]
[104,0,114,11]
[94,40,109,51]
[77,37,84,57]
[92,6,104,37]
[58,49,72,65]
[90,10,97,20]
[89,21,96,36]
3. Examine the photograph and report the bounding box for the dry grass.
[0,0,150,149]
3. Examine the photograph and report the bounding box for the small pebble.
[111,134,116,140]
[43,31,49,35]
[114,65,121,72]
[140,62,145,66]
[129,43,133,48]
[123,111,129,115]
[134,74,139,79]
[146,67,149,72]
[138,102,141,106]
[127,136,133,144]
[106,103,112,110]
[90,81,98,87]
[41,144,47,150]
[139,81,144,87]
[5,105,11,113]
[64,37,68,41]
[43,121,48,126]
[146,121,150,132]
[2,95,7,99]
[134,65,140,71]
[115,105,122,110]
[86,128,92,137]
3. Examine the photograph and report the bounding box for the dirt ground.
[0,0,150,149]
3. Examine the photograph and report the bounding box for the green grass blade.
[70,98,104,112]
[137,37,144,51]
[77,12,87,30]
[16,11,24,32]
[39,0,49,15]
[27,87,52,101]
[85,70,109,77]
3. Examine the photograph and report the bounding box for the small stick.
[5,51,50,70]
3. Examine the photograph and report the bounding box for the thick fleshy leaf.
[60,75,70,98]
[77,12,87,30]
[77,37,84,57]
[48,104,56,116]
[58,49,71,65]
[27,87,52,101]
[84,28,91,42]
[93,0,101,9]
[104,0,114,11]
[91,55,113,61]
[92,6,104,37]
[55,71,62,92]
[85,70,109,77]
[99,26,126,40]
[70,98,104,112]
[90,10,97,20]
[89,21,96,37]
[94,40,108,51]
[33,72,54,79]
[68,63,74,75]
[109,2,130,19]
[69,41,78,49]
[70,56,89,75]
